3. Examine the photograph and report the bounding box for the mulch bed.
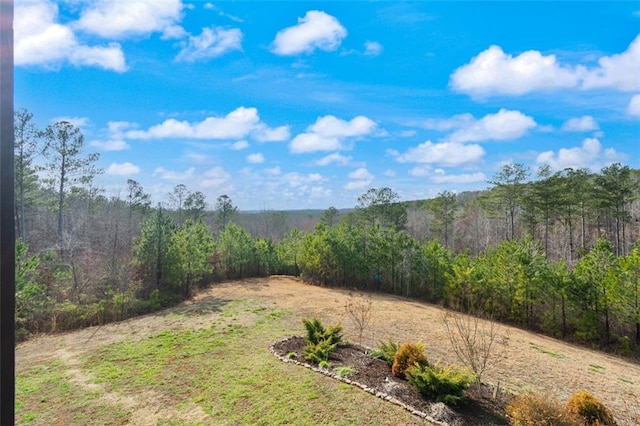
[272,336,513,425]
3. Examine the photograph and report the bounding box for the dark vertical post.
[0,0,14,424]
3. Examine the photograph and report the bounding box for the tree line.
[12,108,640,355]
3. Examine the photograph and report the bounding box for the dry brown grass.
[17,276,640,425]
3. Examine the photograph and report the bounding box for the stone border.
[270,337,450,426]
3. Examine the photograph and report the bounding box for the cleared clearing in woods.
[16,276,640,425]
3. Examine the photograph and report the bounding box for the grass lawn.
[16,299,428,425]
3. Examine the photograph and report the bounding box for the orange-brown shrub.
[565,390,616,425]
[506,393,576,426]
[391,341,428,378]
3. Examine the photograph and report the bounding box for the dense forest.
[13,108,640,356]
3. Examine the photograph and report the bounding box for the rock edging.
[270,336,450,426]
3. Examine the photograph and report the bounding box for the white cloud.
[201,166,231,188]
[345,180,372,190]
[75,0,184,39]
[231,140,249,150]
[282,172,325,188]
[627,94,640,116]
[364,41,383,56]
[175,26,243,62]
[395,141,485,166]
[15,0,126,72]
[161,25,188,40]
[430,170,486,184]
[51,116,90,128]
[581,35,640,92]
[126,107,285,141]
[264,166,281,176]
[289,133,341,153]
[253,125,291,142]
[561,115,599,132]
[152,166,195,181]
[450,45,579,96]
[448,109,536,143]
[348,168,374,180]
[315,153,352,166]
[450,35,640,96]
[90,139,130,151]
[272,10,347,56]
[345,167,374,190]
[536,138,622,170]
[309,115,376,137]
[106,162,140,176]
[290,115,376,153]
[247,153,265,164]
[423,114,474,131]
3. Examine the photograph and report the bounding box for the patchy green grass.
[18,298,425,425]
[529,342,565,359]
[16,360,130,425]
[588,364,605,374]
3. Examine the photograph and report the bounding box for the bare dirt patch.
[17,276,640,425]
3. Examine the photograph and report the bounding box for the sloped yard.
[16,276,640,425]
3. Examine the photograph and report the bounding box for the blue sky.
[15,1,640,211]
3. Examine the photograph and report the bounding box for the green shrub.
[301,317,343,363]
[391,341,428,378]
[334,366,356,378]
[303,339,338,363]
[565,390,617,425]
[506,393,576,426]
[302,317,343,346]
[406,363,474,405]
[370,339,399,366]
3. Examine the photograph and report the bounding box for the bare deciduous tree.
[441,308,508,384]
[344,293,373,347]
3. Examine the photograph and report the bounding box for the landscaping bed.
[272,336,513,425]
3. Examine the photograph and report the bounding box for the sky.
[14,1,640,211]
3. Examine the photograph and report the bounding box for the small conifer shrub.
[391,341,428,378]
[506,393,576,426]
[565,390,616,426]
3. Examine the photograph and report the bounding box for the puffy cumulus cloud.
[253,125,291,142]
[628,94,640,116]
[309,115,376,137]
[126,107,285,141]
[246,153,265,164]
[74,0,184,39]
[15,0,126,72]
[348,167,374,180]
[536,138,622,171]
[152,166,195,181]
[395,141,485,166]
[231,140,249,150]
[561,115,599,132]
[201,166,232,188]
[364,41,383,56]
[175,27,243,62]
[290,115,377,153]
[430,169,486,184]
[315,153,352,166]
[450,35,640,96]
[264,166,282,176]
[448,109,536,143]
[581,35,640,92]
[282,172,325,189]
[289,133,340,153]
[450,45,579,96]
[51,116,90,128]
[345,167,374,190]
[272,10,347,56]
[90,139,130,151]
[161,25,189,40]
[106,162,140,176]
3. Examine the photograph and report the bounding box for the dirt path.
[16,276,640,425]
